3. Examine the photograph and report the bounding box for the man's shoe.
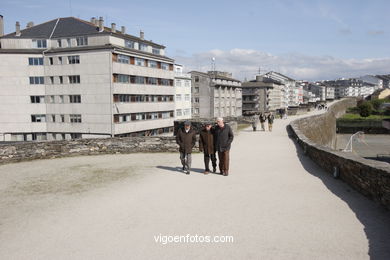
[224,170,229,176]
[204,171,209,175]
[186,171,190,175]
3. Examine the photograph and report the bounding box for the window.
[69,75,80,84]
[32,39,47,48]
[31,114,46,122]
[195,97,199,103]
[49,96,55,103]
[176,94,182,101]
[134,76,145,84]
[125,40,135,49]
[69,95,81,103]
[184,108,190,116]
[152,48,160,55]
[30,96,45,103]
[67,38,71,47]
[59,95,64,103]
[194,87,199,93]
[49,57,53,65]
[59,76,63,84]
[139,43,147,51]
[148,60,158,68]
[58,57,63,64]
[28,57,43,65]
[70,133,82,139]
[68,55,80,64]
[195,76,199,82]
[184,80,190,87]
[176,79,182,87]
[135,58,145,66]
[57,39,62,47]
[161,63,169,70]
[117,74,130,83]
[70,114,82,123]
[51,115,56,122]
[194,108,199,114]
[76,37,88,46]
[49,76,54,84]
[185,94,190,101]
[118,55,130,64]
[147,77,158,85]
[160,79,171,86]
[29,77,44,84]
[60,114,65,122]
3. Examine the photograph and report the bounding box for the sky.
[1,0,390,81]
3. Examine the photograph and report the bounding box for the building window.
[194,76,199,82]
[152,48,160,55]
[139,43,148,51]
[194,87,199,93]
[69,95,81,103]
[146,77,157,85]
[30,96,45,103]
[28,57,43,65]
[49,57,54,65]
[176,94,182,101]
[161,63,169,70]
[32,39,47,48]
[76,37,88,46]
[29,77,44,85]
[133,76,145,84]
[59,76,63,84]
[51,115,56,122]
[49,96,55,103]
[68,55,80,64]
[160,79,171,86]
[117,74,130,83]
[135,58,145,66]
[69,75,80,84]
[58,57,63,64]
[148,60,158,68]
[70,114,82,123]
[70,133,82,139]
[31,114,46,122]
[176,109,183,117]
[67,38,71,47]
[184,109,190,116]
[194,108,199,114]
[60,114,65,122]
[59,95,64,103]
[195,97,199,103]
[118,54,130,64]
[185,94,190,101]
[57,39,62,47]
[49,76,54,84]
[185,80,190,87]
[176,79,182,87]
[125,40,135,49]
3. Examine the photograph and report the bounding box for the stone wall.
[337,119,390,134]
[289,98,390,209]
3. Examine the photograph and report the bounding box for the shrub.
[358,102,373,117]
[370,99,382,111]
[385,107,390,116]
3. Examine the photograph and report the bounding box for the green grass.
[341,113,390,120]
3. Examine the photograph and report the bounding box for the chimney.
[15,21,21,37]
[90,17,96,25]
[98,17,104,32]
[111,23,116,33]
[26,21,34,28]
[256,75,263,82]
[140,30,144,40]
[0,15,3,37]
[121,26,126,34]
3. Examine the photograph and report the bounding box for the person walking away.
[259,113,266,131]
[199,122,217,174]
[252,114,259,131]
[267,112,275,132]
[176,121,196,174]
[214,117,234,176]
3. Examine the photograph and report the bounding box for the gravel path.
[0,110,389,260]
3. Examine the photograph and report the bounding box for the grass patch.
[237,124,251,131]
[341,113,390,120]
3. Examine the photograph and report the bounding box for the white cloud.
[173,48,390,81]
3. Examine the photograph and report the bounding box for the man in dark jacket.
[214,117,234,176]
[199,122,217,174]
[176,121,196,174]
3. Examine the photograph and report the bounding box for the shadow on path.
[156,166,223,176]
[287,127,390,259]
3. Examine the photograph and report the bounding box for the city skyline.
[1,0,390,81]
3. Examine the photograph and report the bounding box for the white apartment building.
[174,64,192,120]
[0,17,175,141]
[265,71,298,107]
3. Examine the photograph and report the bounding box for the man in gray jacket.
[214,117,234,176]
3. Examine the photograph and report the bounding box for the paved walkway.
[0,111,389,260]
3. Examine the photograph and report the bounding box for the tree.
[358,102,373,117]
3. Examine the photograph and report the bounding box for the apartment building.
[190,71,242,118]
[324,78,374,98]
[242,75,283,114]
[0,16,175,141]
[174,64,191,120]
[264,71,296,107]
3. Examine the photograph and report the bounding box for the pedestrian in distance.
[267,112,275,132]
[199,122,217,175]
[252,114,259,131]
[214,117,234,176]
[176,121,196,174]
[259,113,266,131]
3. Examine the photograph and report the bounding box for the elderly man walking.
[176,121,196,174]
[214,117,234,176]
[199,122,217,174]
